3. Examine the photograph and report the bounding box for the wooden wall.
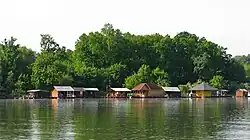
[236,90,245,97]
[148,90,165,97]
[51,89,58,98]
[195,90,212,97]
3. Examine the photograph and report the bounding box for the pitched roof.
[191,83,218,91]
[132,83,163,91]
[72,87,85,91]
[83,88,99,91]
[237,89,247,92]
[110,88,131,92]
[162,87,180,92]
[53,86,74,91]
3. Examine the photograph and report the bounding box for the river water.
[0,98,250,140]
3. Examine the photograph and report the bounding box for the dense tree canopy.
[0,23,248,98]
[0,38,35,98]
[234,55,250,80]
[31,34,72,90]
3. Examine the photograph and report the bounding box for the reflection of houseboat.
[191,82,218,98]
[132,83,165,98]
[162,87,181,98]
[107,88,131,98]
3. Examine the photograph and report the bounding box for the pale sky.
[0,0,249,56]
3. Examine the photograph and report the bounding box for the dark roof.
[191,82,218,91]
[73,87,85,91]
[132,83,163,91]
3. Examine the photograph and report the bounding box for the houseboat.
[132,83,165,98]
[107,88,131,98]
[191,82,218,98]
[236,89,248,97]
[162,87,181,98]
[51,86,75,99]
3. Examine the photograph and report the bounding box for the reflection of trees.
[29,99,76,140]
[71,98,247,139]
[35,100,62,140]
[0,98,248,139]
[0,100,32,139]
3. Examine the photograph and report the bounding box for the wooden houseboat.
[27,89,49,99]
[83,88,99,98]
[72,87,85,98]
[191,82,218,98]
[162,87,181,98]
[51,86,74,99]
[132,83,165,98]
[107,88,131,98]
[236,89,248,97]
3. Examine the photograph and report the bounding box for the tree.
[0,24,248,98]
[124,74,139,89]
[106,64,128,87]
[40,34,59,52]
[210,75,226,89]
[0,63,4,93]
[58,75,74,85]
[152,67,170,87]
[124,64,152,89]
[6,71,15,96]
[192,79,204,87]
[124,65,170,88]
[13,74,30,98]
[178,82,192,97]
[0,37,35,97]
[31,35,71,89]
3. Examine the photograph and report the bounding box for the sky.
[0,0,249,56]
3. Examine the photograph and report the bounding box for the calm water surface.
[0,98,250,140]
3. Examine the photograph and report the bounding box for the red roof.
[132,83,162,91]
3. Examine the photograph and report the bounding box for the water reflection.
[0,98,250,139]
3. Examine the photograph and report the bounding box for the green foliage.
[40,34,59,52]
[0,37,35,98]
[124,64,152,89]
[178,83,191,97]
[31,35,71,89]
[192,79,204,87]
[13,74,30,97]
[0,24,249,98]
[124,74,139,89]
[234,55,250,82]
[0,64,3,90]
[243,64,250,80]
[124,64,170,89]
[209,75,226,89]
[58,75,74,85]
[106,63,128,87]
[239,83,250,89]
[152,67,170,87]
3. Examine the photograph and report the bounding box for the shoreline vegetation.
[1,23,250,99]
